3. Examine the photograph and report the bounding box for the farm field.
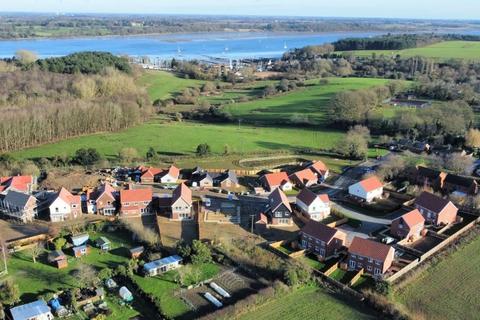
[339,41,480,60]
[236,285,377,320]
[224,77,389,125]
[393,234,480,319]
[139,70,207,101]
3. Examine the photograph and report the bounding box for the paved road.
[331,201,393,225]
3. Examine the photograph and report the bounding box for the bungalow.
[289,168,318,188]
[89,183,117,216]
[10,300,54,320]
[390,209,425,241]
[308,160,329,181]
[96,237,111,251]
[143,255,183,276]
[48,188,82,222]
[48,250,68,269]
[299,220,346,261]
[348,176,383,203]
[296,188,330,221]
[0,175,36,194]
[171,183,193,220]
[140,167,163,183]
[260,172,292,192]
[443,174,478,195]
[156,165,180,184]
[130,246,144,259]
[213,170,239,188]
[190,171,214,188]
[414,191,458,226]
[0,190,37,222]
[347,237,395,277]
[414,166,446,190]
[119,188,153,216]
[265,188,293,225]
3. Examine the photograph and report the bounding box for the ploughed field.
[393,235,480,319]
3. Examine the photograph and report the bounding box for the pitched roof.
[57,188,81,205]
[92,183,116,201]
[166,165,180,178]
[358,176,383,192]
[143,255,183,271]
[301,220,342,243]
[444,174,477,188]
[262,172,290,188]
[309,160,328,175]
[120,188,153,203]
[3,190,34,208]
[417,166,444,179]
[48,250,66,262]
[349,237,393,262]
[172,183,192,205]
[0,175,34,193]
[141,167,163,178]
[268,188,292,212]
[296,188,329,206]
[217,170,239,185]
[415,191,454,214]
[289,168,317,184]
[10,300,51,320]
[395,209,425,228]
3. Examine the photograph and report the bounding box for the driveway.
[331,201,392,225]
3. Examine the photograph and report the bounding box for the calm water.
[0,31,384,60]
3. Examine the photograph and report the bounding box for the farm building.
[47,250,68,269]
[143,255,183,276]
[348,176,383,203]
[10,300,53,320]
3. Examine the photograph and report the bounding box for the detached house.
[289,168,318,188]
[213,170,239,188]
[260,172,292,192]
[140,167,163,183]
[190,171,214,188]
[48,188,82,222]
[0,175,36,194]
[300,220,346,261]
[308,160,329,181]
[0,190,37,222]
[89,183,117,216]
[390,209,425,241]
[414,191,458,226]
[171,183,193,220]
[265,188,293,225]
[296,188,330,221]
[119,188,153,216]
[347,237,395,277]
[348,176,383,203]
[157,165,180,184]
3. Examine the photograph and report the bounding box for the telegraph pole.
[1,243,7,275]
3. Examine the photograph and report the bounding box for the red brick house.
[308,160,329,181]
[119,188,153,216]
[140,167,163,183]
[266,188,293,225]
[299,220,346,261]
[390,209,425,241]
[90,183,117,215]
[347,237,395,277]
[289,168,318,188]
[414,191,458,226]
[171,183,193,220]
[260,172,293,192]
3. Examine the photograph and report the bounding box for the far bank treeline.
[0,52,151,153]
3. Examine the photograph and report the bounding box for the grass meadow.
[393,235,480,319]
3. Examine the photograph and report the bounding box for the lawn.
[236,285,377,320]
[225,77,389,125]
[11,120,345,161]
[298,254,326,271]
[339,41,480,61]
[4,229,149,320]
[139,70,207,101]
[393,234,480,319]
[133,262,220,319]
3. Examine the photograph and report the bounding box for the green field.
[225,78,389,125]
[340,41,480,60]
[394,235,480,319]
[139,71,207,101]
[236,285,377,320]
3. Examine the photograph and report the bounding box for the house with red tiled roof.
[119,188,153,216]
[308,161,329,181]
[157,165,180,184]
[265,188,292,225]
[0,175,36,194]
[414,191,458,226]
[260,172,292,192]
[391,209,425,241]
[289,168,318,188]
[299,220,346,261]
[296,188,330,221]
[48,188,82,222]
[171,183,193,220]
[89,183,117,216]
[348,176,383,203]
[141,167,163,183]
[347,237,395,277]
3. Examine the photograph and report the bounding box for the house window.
[375,261,381,266]
[144,201,149,205]
[72,204,77,208]
[124,202,130,207]
[349,260,356,269]
[368,258,373,263]
[319,248,325,256]
[301,240,307,248]
[374,268,381,275]
[367,265,372,271]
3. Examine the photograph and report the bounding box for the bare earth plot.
[394,234,480,319]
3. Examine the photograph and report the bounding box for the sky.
[1,0,478,20]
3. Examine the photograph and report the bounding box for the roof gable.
[290,168,317,183]
[262,172,290,188]
[172,183,192,205]
[396,209,425,228]
[309,161,328,175]
[297,188,329,206]
[269,188,292,212]
[358,176,383,192]
[415,191,455,214]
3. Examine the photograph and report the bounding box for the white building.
[296,188,330,221]
[10,300,54,320]
[348,176,383,203]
